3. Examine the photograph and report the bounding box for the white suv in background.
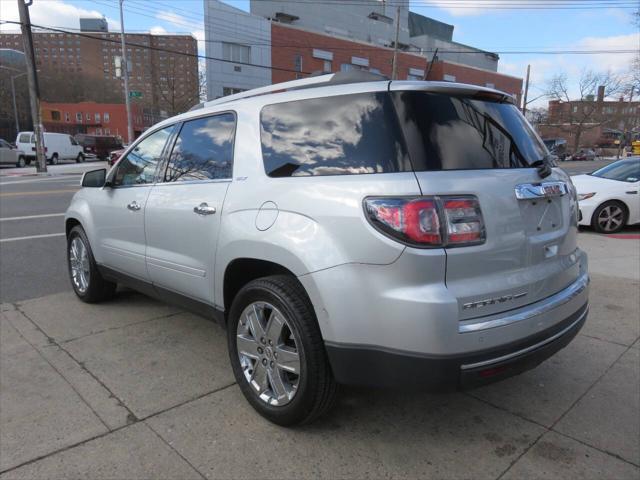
[65,72,589,425]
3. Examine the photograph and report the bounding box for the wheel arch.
[222,257,298,316]
[591,197,630,222]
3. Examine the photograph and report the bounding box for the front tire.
[50,153,59,165]
[67,226,116,302]
[592,201,627,234]
[76,153,85,163]
[227,275,337,426]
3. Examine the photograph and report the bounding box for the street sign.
[129,91,142,99]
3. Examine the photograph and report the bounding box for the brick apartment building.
[270,23,522,102]
[538,86,640,149]
[39,101,147,139]
[0,28,199,115]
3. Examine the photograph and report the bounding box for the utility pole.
[119,0,134,144]
[522,64,531,116]
[17,0,46,172]
[391,6,401,80]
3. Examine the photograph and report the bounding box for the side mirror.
[81,168,107,188]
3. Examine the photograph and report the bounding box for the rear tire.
[16,156,26,168]
[227,275,337,426]
[592,201,627,234]
[67,226,116,302]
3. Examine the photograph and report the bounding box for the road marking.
[0,176,81,186]
[0,232,65,243]
[0,213,65,222]
[0,189,79,197]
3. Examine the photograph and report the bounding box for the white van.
[15,132,85,165]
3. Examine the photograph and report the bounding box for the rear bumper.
[326,302,587,390]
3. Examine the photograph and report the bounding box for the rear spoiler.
[389,81,516,105]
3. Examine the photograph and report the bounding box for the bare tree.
[153,59,200,116]
[546,70,626,151]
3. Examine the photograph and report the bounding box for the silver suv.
[65,72,589,425]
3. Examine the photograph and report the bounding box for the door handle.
[625,191,638,195]
[193,202,216,215]
[127,201,141,211]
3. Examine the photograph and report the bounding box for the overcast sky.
[1,0,638,106]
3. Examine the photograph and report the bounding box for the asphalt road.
[0,162,107,303]
[0,157,629,304]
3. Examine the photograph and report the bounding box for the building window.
[340,63,353,72]
[65,112,70,122]
[103,112,110,123]
[86,113,91,121]
[443,74,456,82]
[75,112,83,123]
[95,113,101,123]
[407,74,422,81]
[323,60,332,73]
[222,42,250,63]
[486,82,495,89]
[222,87,246,97]
[50,111,61,121]
[294,54,303,72]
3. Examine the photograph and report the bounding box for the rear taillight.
[364,195,485,248]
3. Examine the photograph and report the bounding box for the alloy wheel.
[597,204,624,232]
[69,237,90,293]
[236,301,301,406]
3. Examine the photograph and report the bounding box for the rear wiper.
[531,154,553,179]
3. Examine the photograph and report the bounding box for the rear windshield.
[260,91,546,177]
[19,133,33,143]
[260,92,411,177]
[392,91,546,170]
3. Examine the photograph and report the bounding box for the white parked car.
[15,131,85,165]
[0,139,27,167]
[573,157,640,233]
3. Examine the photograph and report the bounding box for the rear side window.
[260,92,411,177]
[164,113,235,182]
[392,91,546,170]
[18,134,32,143]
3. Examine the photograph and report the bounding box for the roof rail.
[202,70,389,108]
[203,74,336,108]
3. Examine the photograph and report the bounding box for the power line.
[2,20,637,57]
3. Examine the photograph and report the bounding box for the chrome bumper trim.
[459,273,589,333]
[461,308,588,371]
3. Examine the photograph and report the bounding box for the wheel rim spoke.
[251,362,269,394]
[267,369,288,399]
[236,334,260,359]
[69,237,90,293]
[275,346,300,374]
[246,305,266,340]
[265,311,285,344]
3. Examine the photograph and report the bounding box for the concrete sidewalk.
[1,233,638,479]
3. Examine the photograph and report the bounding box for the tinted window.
[392,91,546,170]
[0,140,10,148]
[112,127,172,186]
[18,134,32,143]
[164,113,235,182]
[260,92,411,177]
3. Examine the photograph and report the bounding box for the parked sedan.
[0,139,27,167]
[571,149,597,161]
[573,157,640,233]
